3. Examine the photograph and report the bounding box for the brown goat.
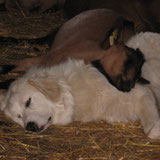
[1,9,147,92]
[64,0,160,33]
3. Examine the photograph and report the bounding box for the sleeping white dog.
[0,32,160,139]
[0,55,160,139]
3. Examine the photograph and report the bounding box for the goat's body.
[11,9,135,71]
[41,9,131,65]
[8,9,143,92]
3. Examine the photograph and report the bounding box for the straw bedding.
[0,1,160,159]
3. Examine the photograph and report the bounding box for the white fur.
[126,32,160,106]
[0,58,160,138]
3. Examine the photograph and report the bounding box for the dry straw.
[0,1,160,159]
[0,112,160,160]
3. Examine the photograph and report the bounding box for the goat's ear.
[28,78,61,102]
[101,28,121,49]
[0,92,7,111]
[137,77,150,84]
[101,17,125,49]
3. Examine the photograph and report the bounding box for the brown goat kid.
[0,9,146,92]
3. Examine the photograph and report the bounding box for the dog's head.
[0,77,74,132]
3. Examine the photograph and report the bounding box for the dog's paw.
[148,119,160,139]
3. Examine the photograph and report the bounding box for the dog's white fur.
[0,32,160,139]
[126,32,160,106]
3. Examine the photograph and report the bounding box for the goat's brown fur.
[5,9,145,92]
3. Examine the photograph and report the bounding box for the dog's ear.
[28,79,61,103]
[0,92,7,111]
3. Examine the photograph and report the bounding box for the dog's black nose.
[26,122,38,132]
[26,122,44,132]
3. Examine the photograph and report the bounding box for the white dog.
[0,57,160,139]
[126,32,160,106]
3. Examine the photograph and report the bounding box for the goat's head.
[99,44,146,92]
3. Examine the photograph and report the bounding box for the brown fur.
[7,9,145,92]
[12,9,128,69]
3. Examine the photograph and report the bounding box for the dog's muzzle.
[26,122,44,132]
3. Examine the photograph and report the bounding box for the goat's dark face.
[100,44,145,92]
[116,46,145,91]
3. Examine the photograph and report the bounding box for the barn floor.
[0,1,160,160]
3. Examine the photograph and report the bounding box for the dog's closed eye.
[25,97,31,108]
[48,116,52,122]
[18,114,22,119]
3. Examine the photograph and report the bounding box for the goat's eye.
[48,116,52,121]
[18,114,22,119]
[25,97,31,108]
